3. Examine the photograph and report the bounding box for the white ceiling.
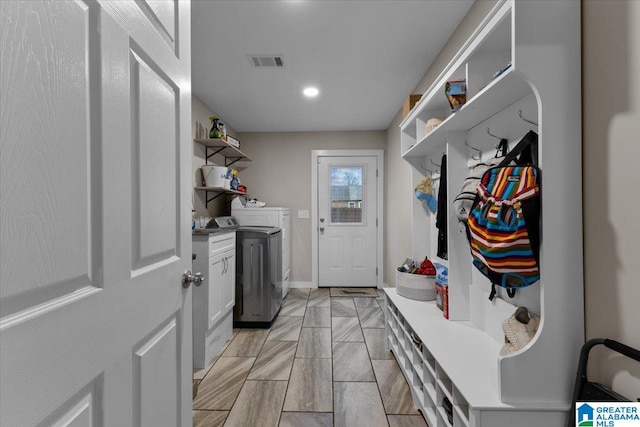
[191,0,474,133]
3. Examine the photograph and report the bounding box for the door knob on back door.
[319,227,325,233]
[182,270,204,288]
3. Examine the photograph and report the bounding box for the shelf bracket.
[205,146,226,163]
[205,190,226,205]
[225,157,243,167]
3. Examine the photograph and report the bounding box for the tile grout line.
[330,293,336,427]
[218,329,269,424]
[278,291,309,424]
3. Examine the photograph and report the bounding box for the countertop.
[192,228,236,236]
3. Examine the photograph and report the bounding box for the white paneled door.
[0,1,192,426]
[318,156,379,287]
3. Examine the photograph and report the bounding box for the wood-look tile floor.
[193,288,428,427]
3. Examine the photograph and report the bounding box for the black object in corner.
[436,154,447,260]
[567,338,640,427]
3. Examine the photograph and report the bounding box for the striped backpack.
[466,131,540,301]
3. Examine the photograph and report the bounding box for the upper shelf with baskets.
[194,138,251,205]
[400,5,518,159]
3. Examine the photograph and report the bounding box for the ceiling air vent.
[248,55,284,68]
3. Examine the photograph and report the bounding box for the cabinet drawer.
[208,232,236,256]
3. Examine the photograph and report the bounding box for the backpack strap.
[499,130,538,167]
[489,284,517,301]
[489,284,497,301]
[496,138,509,157]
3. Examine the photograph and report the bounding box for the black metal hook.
[486,127,503,141]
[518,109,538,127]
[420,164,433,176]
[429,158,441,174]
[464,140,482,160]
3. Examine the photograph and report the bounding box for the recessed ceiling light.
[303,87,319,98]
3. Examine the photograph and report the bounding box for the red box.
[435,283,449,319]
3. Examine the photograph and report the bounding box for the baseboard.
[289,281,392,289]
[289,281,316,289]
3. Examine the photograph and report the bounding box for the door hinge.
[376,267,378,276]
[376,169,378,178]
[376,218,378,227]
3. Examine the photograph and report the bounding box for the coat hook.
[429,158,441,174]
[464,140,482,160]
[420,164,433,176]
[518,110,538,127]
[486,127,503,141]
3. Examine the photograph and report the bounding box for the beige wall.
[191,95,239,220]
[383,0,498,286]
[236,131,386,284]
[583,0,640,397]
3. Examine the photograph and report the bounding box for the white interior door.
[0,1,192,426]
[318,156,378,287]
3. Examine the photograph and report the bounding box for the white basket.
[396,271,436,301]
[201,165,228,188]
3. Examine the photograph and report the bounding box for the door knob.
[319,227,325,232]
[182,270,204,288]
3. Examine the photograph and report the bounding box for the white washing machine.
[232,202,291,296]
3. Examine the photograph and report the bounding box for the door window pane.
[329,166,364,224]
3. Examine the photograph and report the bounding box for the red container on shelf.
[435,283,449,319]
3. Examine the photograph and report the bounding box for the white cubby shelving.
[388,1,583,426]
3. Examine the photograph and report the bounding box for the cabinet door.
[222,249,236,313]
[208,253,224,328]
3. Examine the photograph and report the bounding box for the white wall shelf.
[392,1,583,426]
[403,70,530,159]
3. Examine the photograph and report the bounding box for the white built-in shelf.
[402,70,530,158]
[394,0,582,425]
[385,289,568,411]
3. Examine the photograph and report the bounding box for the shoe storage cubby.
[386,294,476,427]
[390,1,583,425]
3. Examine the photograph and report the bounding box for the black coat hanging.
[436,154,447,260]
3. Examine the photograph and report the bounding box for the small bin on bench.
[396,271,436,301]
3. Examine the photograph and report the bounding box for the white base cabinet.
[192,231,236,369]
[385,290,568,427]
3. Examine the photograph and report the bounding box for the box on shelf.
[396,270,436,301]
[226,135,240,148]
[435,283,449,319]
[445,79,466,112]
[434,262,449,318]
[402,94,422,118]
